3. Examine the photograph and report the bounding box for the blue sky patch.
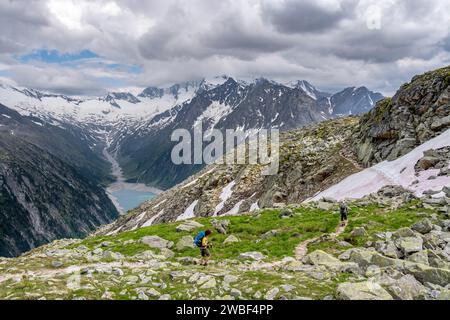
[18,49,99,64]
[13,49,142,91]
[106,63,143,74]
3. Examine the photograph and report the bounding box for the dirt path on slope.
[294,220,348,261]
[339,149,363,171]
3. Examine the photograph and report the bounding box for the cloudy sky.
[0,0,449,96]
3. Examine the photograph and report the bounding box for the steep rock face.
[0,105,118,257]
[354,66,450,166]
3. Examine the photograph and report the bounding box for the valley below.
[103,148,162,214]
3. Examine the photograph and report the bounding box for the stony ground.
[0,186,449,300]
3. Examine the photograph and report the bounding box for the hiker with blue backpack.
[194,229,212,266]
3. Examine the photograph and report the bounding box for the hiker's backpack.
[194,231,206,247]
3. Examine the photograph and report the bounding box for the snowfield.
[309,128,450,201]
[176,200,199,221]
[214,180,236,215]
[0,84,197,126]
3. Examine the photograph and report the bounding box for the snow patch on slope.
[214,181,236,215]
[176,200,199,221]
[142,209,165,227]
[224,200,244,216]
[309,128,450,201]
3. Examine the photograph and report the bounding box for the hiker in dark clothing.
[340,202,348,226]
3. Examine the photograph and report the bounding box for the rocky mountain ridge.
[354,66,450,167]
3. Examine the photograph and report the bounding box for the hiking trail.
[294,220,348,261]
[339,149,363,171]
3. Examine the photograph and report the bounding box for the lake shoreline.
[103,148,163,214]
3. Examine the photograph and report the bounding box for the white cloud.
[48,0,84,30]
[0,0,449,95]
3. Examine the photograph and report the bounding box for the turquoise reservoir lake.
[103,148,162,214]
[110,188,157,213]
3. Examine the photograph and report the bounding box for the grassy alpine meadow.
[72,207,341,260]
[0,199,445,300]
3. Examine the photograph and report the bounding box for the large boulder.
[387,275,427,300]
[430,115,450,131]
[374,240,399,259]
[415,156,440,171]
[176,236,195,251]
[370,253,405,269]
[411,219,434,234]
[407,251,429,265]
[141,236,174,249]
[212,219,230,234]
[350,227,367,238]
[224,235,240,244]
[395,237,423,255]
[305,250,359,273]
[176,220,204,232]
[239,252,266,261]
[347,248,376,268]
[337,281,393,300]
[404,262,450,287]
[392,228,416,239]
[317,201,334,211]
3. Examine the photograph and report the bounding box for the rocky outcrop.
[337,281,393,300]
[354,66,450,166]
[414,147,450,175]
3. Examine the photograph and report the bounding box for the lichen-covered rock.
[176,236,195,251]
[239,252,266,261]
[176,221,204,232]
[211,219,230,234]
[337,281,393,300]
[350,227,367,238]
[411,219,434,234]
[407,251,429,265]
[305,250,359,273]
[405,262,450,287]
[224,235,240,244]
[141,236,174,249]
[387,275,427,300]
[395,237,423,255]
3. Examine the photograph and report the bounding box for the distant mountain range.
[0,77,384,189]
